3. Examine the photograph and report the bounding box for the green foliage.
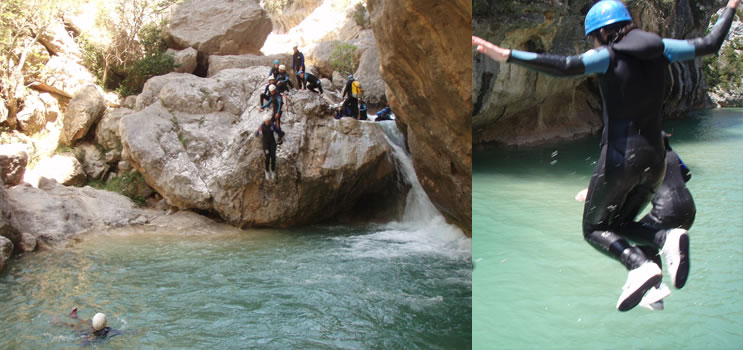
[89,171,148,206]
[351,3,368,28]
[329,42,357,77]
[704,38,743,92]
[260,0,292,15]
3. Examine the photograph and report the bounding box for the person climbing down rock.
[358,98,368,120]
[474,0,740,311]
[574,132,697,311]
[292,45,305,88]
[297,71,323,95]
[268,59,280,79]
[259,84,285,144]
[255,114,279,181]
[276,64,294,94]
[342,74,360,118]
[260,77,276,106]
[375,104,392,122]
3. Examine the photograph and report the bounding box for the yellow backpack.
[351,81,363,98]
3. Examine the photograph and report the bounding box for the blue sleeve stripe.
[510,50,538,61]
[581,48,610,75]
[662,38,695,63]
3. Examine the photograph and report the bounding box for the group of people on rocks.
[255,44,394,181]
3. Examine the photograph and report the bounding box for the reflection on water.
[473,109,743,349]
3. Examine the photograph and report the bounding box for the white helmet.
[279,64,286,71]
[92,313,107,331]
[268,84,276,92]
[263,115,272,122]
[268,76,275,82]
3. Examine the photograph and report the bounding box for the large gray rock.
[16,91,59,134]
[120,68,401,227]
[268,0,324,34]
[0,101,8,125]
[39,21,83,62]
[0,236,12,272]
[2,181,153,244]
[1,178,21,248]
[96,108,133,155]
[354,47,385,105]
[60,85,106,145]
[167,0,272,56]
[207,53,292,77]
[0,144,29,186]
[38,55,96,98]
[307,41,338,77]
[167,47,198,74]
[75,142,108,180]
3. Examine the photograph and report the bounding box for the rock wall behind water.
[367,0,472,235]
[473,0,726,146]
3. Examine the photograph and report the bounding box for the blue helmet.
[584,0,632,36]
[296,70,303,76]
[347,74,353,81]
[273,59,280,65]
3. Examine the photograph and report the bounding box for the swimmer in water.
[474,0,739,311]
[54,308,123,346]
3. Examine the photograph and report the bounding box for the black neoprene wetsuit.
[257,123,279,171]
[301,72,323,94]
[342,80,358,118]
[506,7,735,270]
[639,147,695,232]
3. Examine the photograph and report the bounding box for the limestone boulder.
[0,144,29,186]
[0,102,8,125]
[122,96,137,109]
[25,154,87,187]
[332,71,345,90]
[96,108,132,155]
[2,181,153,244]
[167,0,272,56]
[268,0,324,34]
[17,232,37,253]
[307,41,337,77]
[16,91,59,134]
[38,55,96,98]
[207,53,292,77]
[368,0,472,234]
[1,178,21,248]
[60,85,106,145]
[39,21,83,62]
[0,236,12,272]
[119,67,402,227]
[167,48,198,74]
[75,142,108,180]
[354,45,385,105]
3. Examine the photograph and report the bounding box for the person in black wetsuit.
[575,132,696,310]
[341,75,358,119]
[473,0,739,311]
[269,60,280,80]
[297,70,323,95]
[292,45,306,88]
[255,115,280,181]
[259,84,285,144]
[276,65,294,94]
[259,77,276,106]
[358,98,368,120]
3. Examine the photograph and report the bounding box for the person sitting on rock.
[292,45,306,87]
[341,74,359,118]
[259,76,276,106]
[268,60,280,79]
[276,65,294,94]
[375,104,392,121]
[334,103,353,120]
[297,71,323,95]
[358,98,368,120]
[255,114,280,181]
[259,84,286,144]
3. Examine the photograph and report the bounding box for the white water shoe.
[661,228,690,289]
[616,261,662,312]
[639,282,671,311]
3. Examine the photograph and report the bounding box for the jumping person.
[259,77,276,106]
[297,70,323,95]
[268,60,280,79]
[575,132,697,310]
[259,84,285,144]
[276,64,294,94]
[474,0,739,311]
[255,115,280,181]
[292,45,306,88]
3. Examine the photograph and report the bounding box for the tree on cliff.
[0,0,72,126]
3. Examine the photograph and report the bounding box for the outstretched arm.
[662,0,740,62]
[472,36,610,77]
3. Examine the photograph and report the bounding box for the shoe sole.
[617,273,662,312]
[674,233,690,289]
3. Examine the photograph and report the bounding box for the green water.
[473,109,743,349]
[0,222,471,349]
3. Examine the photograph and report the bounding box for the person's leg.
[269,143,276,172]
[260,93,269,105]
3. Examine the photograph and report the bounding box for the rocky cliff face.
[473,0,726,146]
[121,68,403,228]
[367,0,472,234]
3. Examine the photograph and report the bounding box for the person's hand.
[575,188,588,202]
[275,113,279,118]
[728,0,740,8]
[472,36,511,62]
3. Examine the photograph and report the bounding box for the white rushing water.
[339,121,471,261]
